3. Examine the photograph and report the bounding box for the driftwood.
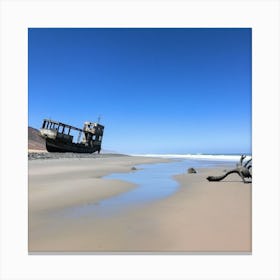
[207,155,252,183]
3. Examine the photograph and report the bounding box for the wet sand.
[28,155,251,253]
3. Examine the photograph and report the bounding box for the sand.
[28,155,251,253]
[28,149,47,153]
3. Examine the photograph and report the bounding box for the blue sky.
[28,28,251,154]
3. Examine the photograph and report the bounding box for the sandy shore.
[29,155,251,253]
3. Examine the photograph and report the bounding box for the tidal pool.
[62,158,233,218]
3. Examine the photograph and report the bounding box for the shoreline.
[28,155,171,211]
[28,151,131,160]
[28,155,251,252]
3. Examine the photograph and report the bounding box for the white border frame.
[0,0,279,279]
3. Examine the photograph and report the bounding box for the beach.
[28,154,251,253]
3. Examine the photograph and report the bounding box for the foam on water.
[131,154,252,161]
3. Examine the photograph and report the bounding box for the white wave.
[131,154,252,161]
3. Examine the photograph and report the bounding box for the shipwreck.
[39,119,104,153]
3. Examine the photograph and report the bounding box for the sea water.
[62,156,238,218]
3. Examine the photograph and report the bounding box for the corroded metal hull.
[39,118,104,154]
[45,139,101,153]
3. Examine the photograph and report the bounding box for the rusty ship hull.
[45,138,101,153]
[39,119,104,154]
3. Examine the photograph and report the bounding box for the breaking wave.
[131,154,252,161]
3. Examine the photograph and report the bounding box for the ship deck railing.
[43,119,84,132]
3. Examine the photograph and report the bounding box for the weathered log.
[207,155,252,183]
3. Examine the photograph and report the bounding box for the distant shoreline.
[131,154,252,159]
[28,150,252,161]
[28,150,129,160]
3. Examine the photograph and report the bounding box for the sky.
[28,28,251,154]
